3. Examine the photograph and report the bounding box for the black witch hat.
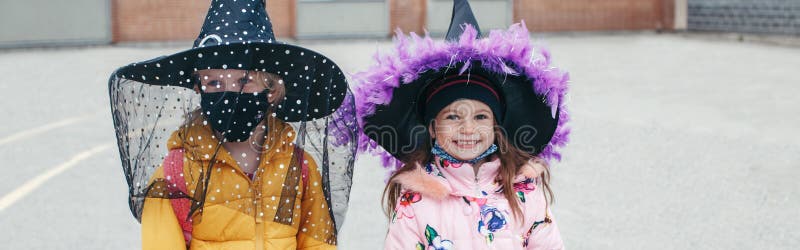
[445,0,480,40]
[113,0,348,122]
[355,0,570,169]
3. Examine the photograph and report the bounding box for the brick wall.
[688,0,800,35]
[389,0,427,34]
[269,0,295,39]
[514,0,675,31]
[112,0,689,42]
[112,0,294,42]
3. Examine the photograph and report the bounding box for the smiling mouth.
[453,140,481,146]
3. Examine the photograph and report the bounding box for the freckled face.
[430,99,495,161]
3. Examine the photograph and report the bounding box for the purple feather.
[353,22,571,172]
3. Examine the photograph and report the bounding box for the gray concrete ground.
[0,32,798,249]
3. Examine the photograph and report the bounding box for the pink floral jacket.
[385,156,564,250]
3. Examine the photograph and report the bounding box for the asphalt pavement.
[0,32,798,249]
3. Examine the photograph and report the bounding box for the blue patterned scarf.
[431,141,498,164]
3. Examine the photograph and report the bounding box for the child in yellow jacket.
[108,1,357,249]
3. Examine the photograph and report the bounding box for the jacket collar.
[393,156,543,200]
[166,116,296,178]
[433,156,501,198]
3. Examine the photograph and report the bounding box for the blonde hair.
[251,70,286,102]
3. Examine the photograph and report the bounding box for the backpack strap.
[299,150,310,188]
[162,148,192,246]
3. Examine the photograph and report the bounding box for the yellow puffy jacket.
[141,118,336,250]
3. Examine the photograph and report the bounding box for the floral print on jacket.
[384,156,564,250]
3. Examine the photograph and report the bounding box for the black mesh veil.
[109,42,357,244]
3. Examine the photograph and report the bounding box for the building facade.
[110,0,682,42]
[3,0,797,47]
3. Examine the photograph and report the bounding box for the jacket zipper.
[474,165,483,196]
[249,164,263,250]
[475,174,480,194]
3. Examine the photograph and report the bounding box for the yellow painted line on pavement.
[0,144,113,213]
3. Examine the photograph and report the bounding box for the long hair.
[382,141,432,218]
[382,126,553,219]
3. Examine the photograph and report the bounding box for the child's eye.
[207,80,222,89]
[475,114,489,120]
[445,114,459,120]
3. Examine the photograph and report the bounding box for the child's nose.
[459,120,477,133]
[222,81,244,92]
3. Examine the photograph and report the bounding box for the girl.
[108,1,358,249]
[354,1,570,249]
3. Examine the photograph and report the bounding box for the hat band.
[421,74,504,125]
[425,74,499,104]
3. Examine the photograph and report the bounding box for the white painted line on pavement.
[0,113,96,146]
[0,144,113,213]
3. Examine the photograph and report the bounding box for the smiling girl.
[380,72,562,250]
[354,1,570,249]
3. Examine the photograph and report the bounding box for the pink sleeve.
[384,200,426,249]
[525,210,564,250]
[521,178,564,250]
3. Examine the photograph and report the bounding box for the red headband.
[425,74,499,104]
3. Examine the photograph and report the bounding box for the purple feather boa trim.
[353,22,571,172]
